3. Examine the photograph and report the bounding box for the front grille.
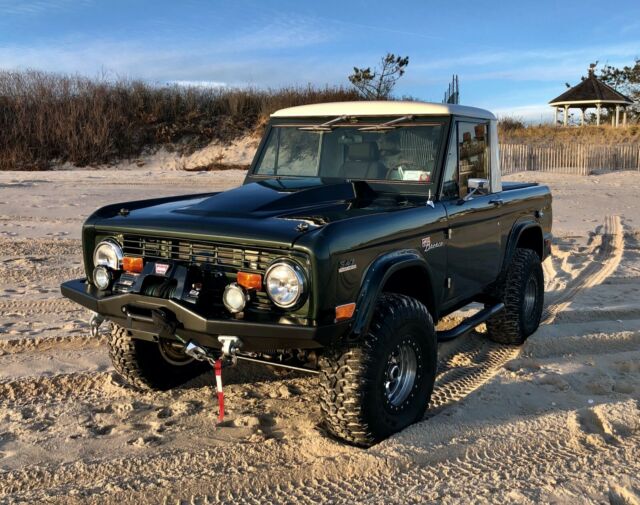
[121,234,308,315]
[122,235,278,273]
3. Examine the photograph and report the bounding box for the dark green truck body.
[61,106,552,353]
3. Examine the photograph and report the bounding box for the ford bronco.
[61,101,552,446]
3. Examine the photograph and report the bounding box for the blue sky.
[1,0,638,122]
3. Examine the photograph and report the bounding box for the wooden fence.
[499,144,640,175]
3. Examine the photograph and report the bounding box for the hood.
[88,178,401,248]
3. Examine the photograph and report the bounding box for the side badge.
[422,236,443,253]
[338,258,357,273]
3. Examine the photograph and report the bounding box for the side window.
[457,122,489,198]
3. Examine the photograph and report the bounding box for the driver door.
[440,120,502,306]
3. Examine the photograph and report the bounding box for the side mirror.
[463,178,489,201]
[467,178,488,191]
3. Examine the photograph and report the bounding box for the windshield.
[253,121,445,185]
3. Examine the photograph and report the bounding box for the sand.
[0,168,639,504]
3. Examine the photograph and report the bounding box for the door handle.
[489,199,504,207]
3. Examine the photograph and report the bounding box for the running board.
[436,303,504,342]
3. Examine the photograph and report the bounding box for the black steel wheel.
[319,294,437,447]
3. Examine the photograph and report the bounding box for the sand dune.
[0,169,639,504]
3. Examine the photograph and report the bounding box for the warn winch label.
[154,263,170,275]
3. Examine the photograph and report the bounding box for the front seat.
[340,142,387,180]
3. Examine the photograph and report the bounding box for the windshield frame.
[246,116,451,195]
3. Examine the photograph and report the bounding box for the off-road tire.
[485,248,544,345]
[108,324,208,391]
[319,294,437,447]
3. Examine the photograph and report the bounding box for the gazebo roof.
[549,69,633,106]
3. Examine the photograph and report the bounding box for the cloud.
[412,42,640,81]
[0,0,91,16]
[491,104,555,124]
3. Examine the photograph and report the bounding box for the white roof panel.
[271,100,495,120]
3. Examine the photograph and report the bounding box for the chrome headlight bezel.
[93,265,113,290]
[264,260,307,309]
[223,283,249,314]
[93,239,123,271]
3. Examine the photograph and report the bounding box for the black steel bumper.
[61,278,349,350]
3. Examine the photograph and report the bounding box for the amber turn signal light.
[335,302,356,321]
[122,256,143,273]
[237,271,262,290]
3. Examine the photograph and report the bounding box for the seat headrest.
[347,142,379,162]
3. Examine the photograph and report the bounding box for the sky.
[0,0,639,122]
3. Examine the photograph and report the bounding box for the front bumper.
[61,278,349,350]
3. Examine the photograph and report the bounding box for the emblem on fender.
[338,258,357,273]
[422,236,443,253]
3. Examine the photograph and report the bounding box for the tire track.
[0,217,629,504]
[0,370,120,406]
[426,215,623,417]
[0,298,80,314]
[542,215,623,324]
[0,334,104,357]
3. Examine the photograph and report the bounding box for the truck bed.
[502,181,538,191]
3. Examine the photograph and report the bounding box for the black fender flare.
[350,249,436,338]
[502,220,543,272]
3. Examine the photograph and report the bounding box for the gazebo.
[549,66,634,127]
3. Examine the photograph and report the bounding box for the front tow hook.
[89,312,104,337]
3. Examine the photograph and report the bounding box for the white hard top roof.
[271,100,496,120]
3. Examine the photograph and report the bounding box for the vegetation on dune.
[498,119,640,144]
[1,57,638,170]
[0,70,360,170]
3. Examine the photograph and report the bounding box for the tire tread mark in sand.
[542,215,623,324]
[0,371,120,407]
[0,334,104,357]
[0,218,629,504]
[0,298,78,313]
[426,216,623,417]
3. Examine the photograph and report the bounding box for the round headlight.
[93,239,123,270]
[265,261,306,309]
[93,266,112,290]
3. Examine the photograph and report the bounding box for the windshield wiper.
[358,115,414,131]
[298,115,349,132]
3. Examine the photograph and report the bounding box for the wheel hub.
[158,339,195,366]
[383,341,418,407]
[523,276,538,318]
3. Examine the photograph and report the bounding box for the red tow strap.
[214,359,225,422]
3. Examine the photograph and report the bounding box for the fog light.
[93,266,112,290]
[223,283,248,314]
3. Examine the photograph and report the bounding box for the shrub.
[0,70,360,170]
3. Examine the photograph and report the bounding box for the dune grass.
[499,118,640,145]
[0,70,360,170]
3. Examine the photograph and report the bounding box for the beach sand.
[0,168,638,504]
